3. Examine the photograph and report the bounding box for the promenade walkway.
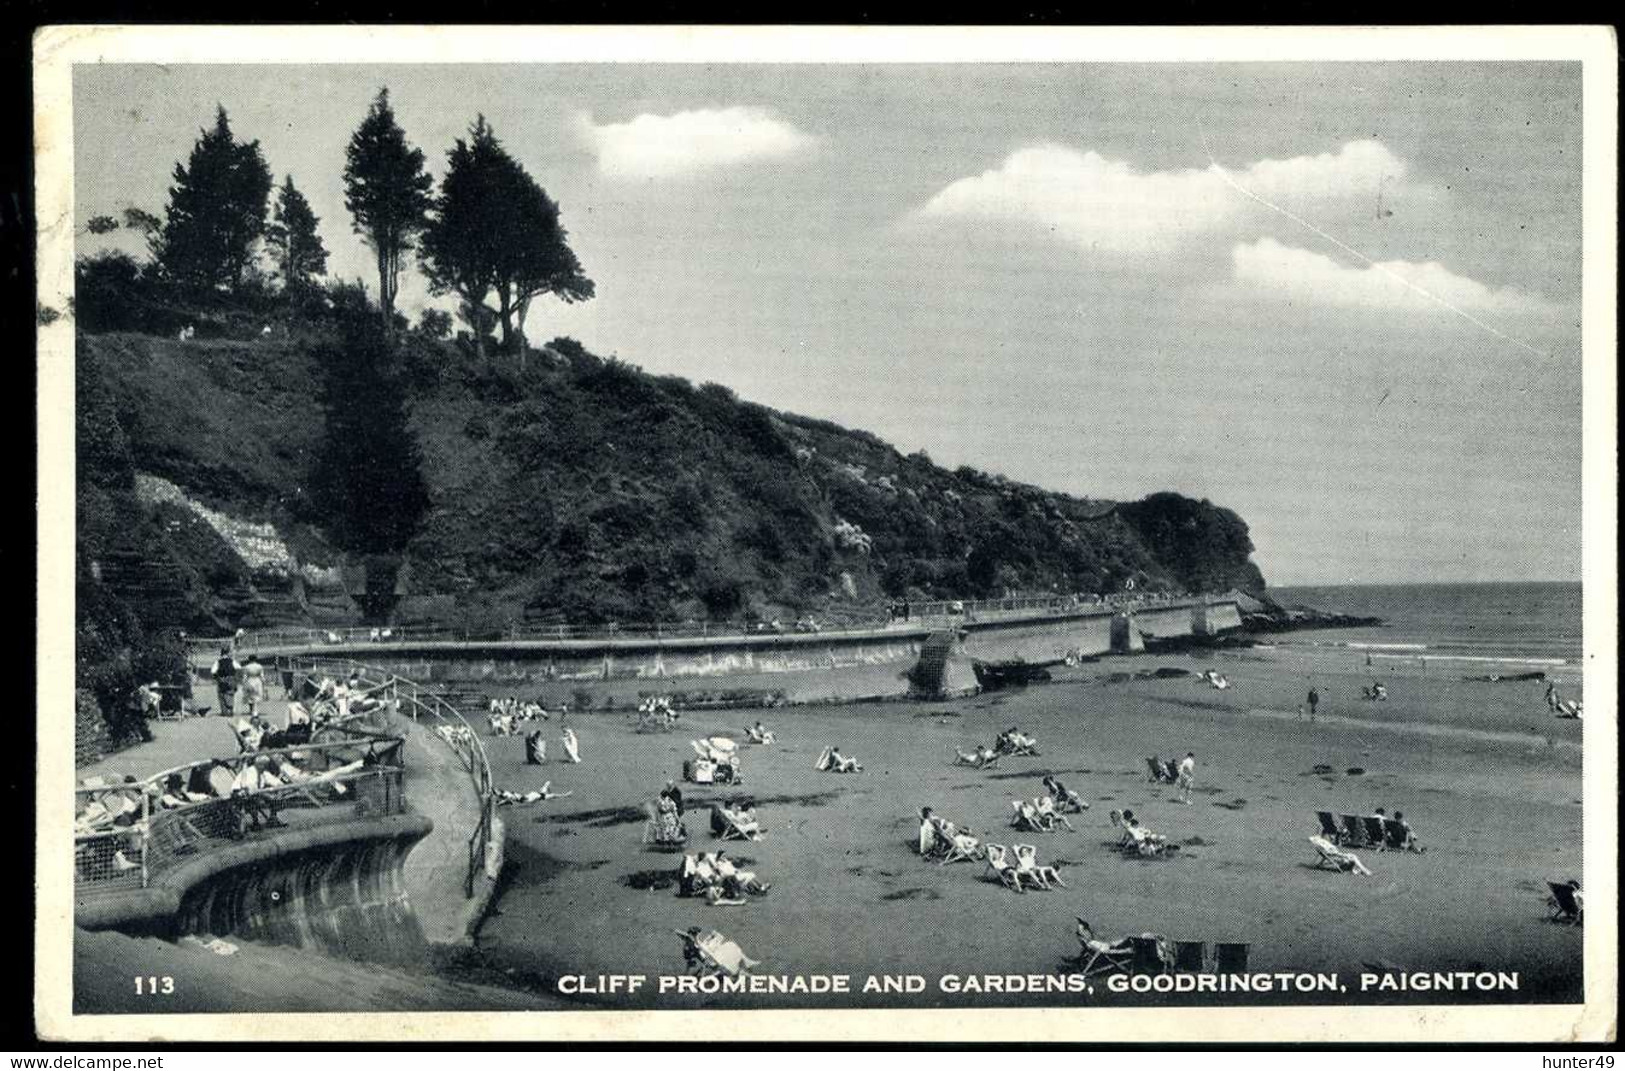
[392,710,496,947]
[76,688,493,949]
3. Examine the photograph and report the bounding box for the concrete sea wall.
[273,600,1242,704]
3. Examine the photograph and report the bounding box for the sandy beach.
[459,643,1584,1010]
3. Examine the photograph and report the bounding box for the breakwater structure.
[211,595,1245,704]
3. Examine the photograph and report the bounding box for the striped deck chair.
[1316,811,1344,842]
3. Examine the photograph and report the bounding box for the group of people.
[1545,682,1583,719]
[1109,808,1177,857]
[813,745,862,773]
[1360,681,1389,701]
[685,738,742,784]
[636,696,680,733]
[676,851,772,906]
[993,727,1039,756]
[487,696,554,736]
[522,726,581,765]
[648,780,690,847]
[1146,752,1197,803]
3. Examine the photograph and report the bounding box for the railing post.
[139,793,150,888]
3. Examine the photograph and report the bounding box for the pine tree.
[343,89,433,332]
[421,115,592,356]
[265,175,329,298]
[154,106,273,301]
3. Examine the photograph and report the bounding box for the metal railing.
[278,656,495,899]
[74,731,406,896]
[900,591,1205,624]
[188,594,1221,657]
[189,611,897,656]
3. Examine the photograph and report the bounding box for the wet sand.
[469,646,1584,1009]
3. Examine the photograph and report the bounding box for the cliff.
[78,329,1268,632]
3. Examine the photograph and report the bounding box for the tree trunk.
[514,294,532,354]
[377,246,394,334]
[497,285,514,354]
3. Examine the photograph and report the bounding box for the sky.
[72,62,1585,586]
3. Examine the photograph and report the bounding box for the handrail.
[189,594,1220,655]
[278,655,495,899]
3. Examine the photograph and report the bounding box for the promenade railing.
[74,729,406,896]
[279,656,495,899]
[188,594,1213,656]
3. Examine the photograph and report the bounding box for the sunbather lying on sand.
[495,783,572,805]
[952,746,998,768]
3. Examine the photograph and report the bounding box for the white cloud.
[580,107,814,180]
[917,140,1406,254]
[1230,237,1554,315]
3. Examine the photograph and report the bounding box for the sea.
[1266,581,1584,675]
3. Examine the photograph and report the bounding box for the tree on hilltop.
[153,106,273,301]
[343,89,434,334]
[308,320,431,565]
[421,115,593,358]
[265,175,329,301]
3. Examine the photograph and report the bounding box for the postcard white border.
[34,23,1618,1043]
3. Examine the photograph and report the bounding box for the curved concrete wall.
[78,814,433,966]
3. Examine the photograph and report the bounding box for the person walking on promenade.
[213,646,240,718]
[241,654,266,718]
[1307,686,1320,719]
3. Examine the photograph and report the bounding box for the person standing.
[1307,686,1320,719]
[213,646,239,718]
[241,655,266,718]
[1176,752,1196,804]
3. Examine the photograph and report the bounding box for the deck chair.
[814,747,834,771]
[1214,942,1250,972]
[1547,882,1583,925]
[1145,757,1165,783]
[1173,940,1207,972]
[982,843,1023,892]
[1129,935,1170,973]
[1361,815,1388,848]
[1077,937,1134,978]
[1383,819,1423,852]
[1310,836,1371,875]
[1340,814,1369,847]
[691,929,759,977]
[1013,843,1065,889]
[939,833,983,866]
[1010,800,1045,833]
[710,804,763,842]
[1316,812,1343,842]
